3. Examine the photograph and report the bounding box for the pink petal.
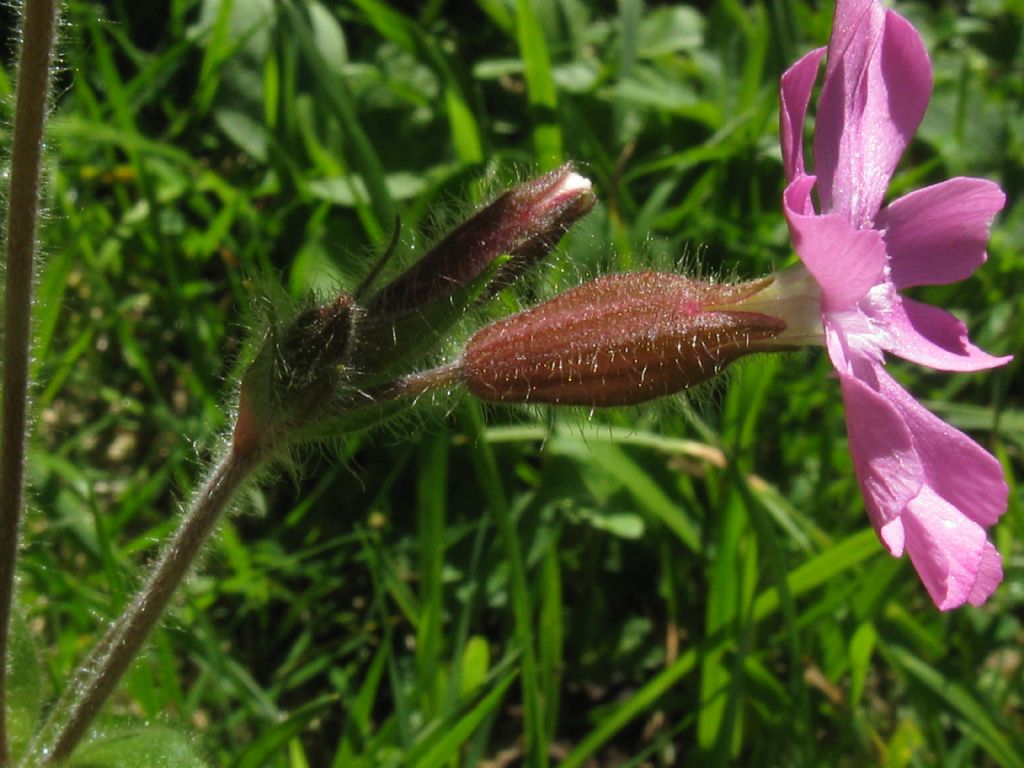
[825,318,887,386]
[877,296,1012,372]
[879,516,905,557]
[836,361,923,532]
[814,3,932,226]
[780,47,826,182]
[783,173,817,218]
[876,369,1008,528]
[878,178,1006,289]
[967,541,1003,607]
[835,357,1007,609]
[784,185,887,311]
[902,486,997,610]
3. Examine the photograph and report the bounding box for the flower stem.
[0,0,59,764]
[33,446,266,765]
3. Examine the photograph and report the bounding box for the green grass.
[5,0,1023,765]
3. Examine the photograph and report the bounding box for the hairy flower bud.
[454,272,789,406]
[367,163,596,319]
[234,294,356,454]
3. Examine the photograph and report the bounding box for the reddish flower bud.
[367,163,596,319]
[456,272,788,406]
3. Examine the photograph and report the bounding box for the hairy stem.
[0,0,59,764]
[34,446,266,765]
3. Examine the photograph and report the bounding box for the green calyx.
[234,294,357,454]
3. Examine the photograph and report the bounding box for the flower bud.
[233,294,356,454]
[367,163,596,319]
[456,272,788,406]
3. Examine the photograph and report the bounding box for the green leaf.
[462,403,547,768]
[213,108,267,162]
[578,508,645,539]
[415,433,449,717]
[637,6,704,57]
[538,547,563,741]
[547,438,700,552]
[443,84,484,164]
[305,173,427,206]
[308,2,348,75]
[194,0,274,119]
[515,0,562,167]
[697,487,748,755]
[848,622,876,709]
[560,649,699,768]
[751,528,881,621]
[350,0,416,51]
[884,644,1024,768]
[230,696,336,768]
[408,672,517,768]
[281,3,393,236]
[459,636,491,698]
[332,642,389,767]
[6,608,42,764]
[351,0,482,163]
[67,727,208,768]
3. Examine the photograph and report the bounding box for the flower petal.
[835,359,923,534]
[780,47,826,182]
[902,486,999,610]
[967,541,1003,607]
[782,173,817,218]
[878,178,1006,289]
[876,368,1008,527]
[784,184,887,311]
[813,2,932,226]
[879,516,905,557]
[877,296,1012,372]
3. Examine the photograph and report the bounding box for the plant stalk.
[35,446,265,765]
[0,0,59,764]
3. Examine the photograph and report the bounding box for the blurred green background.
[5,0,1022,765]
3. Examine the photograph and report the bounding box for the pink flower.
[780,0,1011,609]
